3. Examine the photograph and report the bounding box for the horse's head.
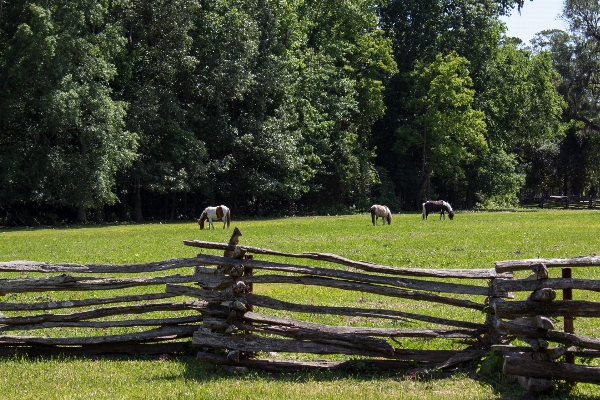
[198,212,207,229]
[448,210,455,220]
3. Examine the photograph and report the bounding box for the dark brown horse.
[370,204,392,225]
[422,200,454,220]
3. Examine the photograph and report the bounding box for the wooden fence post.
[563,267,576,386]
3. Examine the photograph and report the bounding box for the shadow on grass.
[157,351,596,400]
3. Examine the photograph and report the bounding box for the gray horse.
[370,204,392,225]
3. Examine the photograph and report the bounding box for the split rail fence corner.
[2,230,600,394]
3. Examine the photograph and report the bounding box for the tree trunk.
[170,193,176,220]
[414,172,430,210]
[118,188,127,221]
[95,206,104,223]
[77,206,87,223]
[134,176,143,221]
[160,193,168,220]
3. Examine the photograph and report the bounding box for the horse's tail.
[226,208,231,228]
[370,206,376,225]
[421,203,426,220]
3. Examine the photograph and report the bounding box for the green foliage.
[375,0,567,210]
[469,150,524,208]
[289,0,397,209]
[531,13,600,196]
[478,42,566,154]
[0,0,138,218]
[0,0,397,221]
[1,0,597,224]
[475,350,504,378]
[395,52,487,206]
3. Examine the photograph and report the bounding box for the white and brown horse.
[422,200,454,220]
[198,205,231,229]
[370,204,392,225]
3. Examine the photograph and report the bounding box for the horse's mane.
[442,201,453,211]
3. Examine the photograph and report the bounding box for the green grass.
[1,210,600,399]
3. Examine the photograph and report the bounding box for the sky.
[499,0,567,44]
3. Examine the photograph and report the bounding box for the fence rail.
[0,258,204,356]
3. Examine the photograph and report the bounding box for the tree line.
[0,0,599,225]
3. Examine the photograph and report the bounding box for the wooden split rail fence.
[2,230,600,394]
[520,195,600,209]
[0,258,206,356]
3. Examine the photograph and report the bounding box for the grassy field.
[1,210,600,399]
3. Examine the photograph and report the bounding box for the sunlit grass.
[1,210,600,399]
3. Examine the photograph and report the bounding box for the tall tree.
[0,0,137,222]
[116,0,207,221]
[471,39,565,206]
[187,0,315,214]
[291,0,397,210]
[186,0,396,214]
[376,0,564,209]
[396,52,487,207]
[527,0,600,196]
[376,0,510,208]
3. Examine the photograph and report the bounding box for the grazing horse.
[370,204,392,225]
[422,200,454,220]
[198,205,231,229]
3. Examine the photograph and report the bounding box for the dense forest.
[1,0,600,225]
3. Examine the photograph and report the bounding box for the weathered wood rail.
[2,231,600,395]
[0,258,206,356]
[490,257,600,392]
[181,235,502,375]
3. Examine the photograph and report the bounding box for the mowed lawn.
[1,210,600,399]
